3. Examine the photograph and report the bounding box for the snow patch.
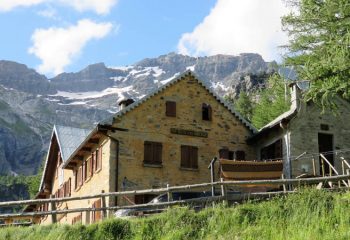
[160,72,180,85]
[49,86,134,100]
[211,82,230,91]
[110,65,134,71]
[186,65,196,71]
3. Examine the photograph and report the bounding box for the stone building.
[250,83,350,178]
[34,71,257,224]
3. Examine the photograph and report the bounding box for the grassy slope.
[1,189,350,240]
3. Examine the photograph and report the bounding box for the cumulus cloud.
[28,19,113,75]
[0,0,45,12]
[0,0,118,14]
[59,0,118,15]
[178,0,289,61]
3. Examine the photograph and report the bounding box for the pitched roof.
[100,70,257,133]
[39,125,92,191]
[54,125,92,162]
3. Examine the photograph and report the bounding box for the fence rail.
[1,174,350,223]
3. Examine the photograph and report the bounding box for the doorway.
[318,133,334,175]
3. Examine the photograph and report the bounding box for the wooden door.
[318,133,334,175]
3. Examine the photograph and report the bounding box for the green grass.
[2,189,350,240]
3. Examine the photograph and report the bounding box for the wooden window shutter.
[144,142,153,163]
[96,148,102,171]
[219,149,229,159]
[68,178,71,196]
[166,101,176,117]
[181,146,189,168]
[154,143,162,164]
[92,152,96,174]
[207,105,212,121]
[191,147,198,168]
[236,151,246,160]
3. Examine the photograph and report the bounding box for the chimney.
[118,98,135,110]
[289,83,300,110]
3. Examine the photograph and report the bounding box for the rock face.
[0,52,275,176]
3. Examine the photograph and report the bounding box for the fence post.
[50,194,57,224]
[347,169,350,188]
[281,174,287,193]
[312,157,316,176]
[321,158,325,177]
[220,178,226,204]
[101,190,107,219]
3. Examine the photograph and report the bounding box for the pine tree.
[251,74,290,129]
[282,0,350,108]
[234,91,253,121]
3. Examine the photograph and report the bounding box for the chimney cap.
[118,98,135,106]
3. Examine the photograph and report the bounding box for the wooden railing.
[1,174,350,226]
[319,154,349,187]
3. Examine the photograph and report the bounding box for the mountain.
[0,52,276,176]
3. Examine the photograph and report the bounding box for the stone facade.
[109,73,255,205]
[36,72,255,225]
[253,85,350,178]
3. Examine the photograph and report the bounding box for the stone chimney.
[289,83,301,110]
[118,98,135,110]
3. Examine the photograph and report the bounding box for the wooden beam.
[81,147,91,152]
[88,139,99,144]
[72,156,84,161]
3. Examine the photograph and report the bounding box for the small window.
[202,103,212,121]
[181,145,198,169]
[166,101,176,117]
[144,141,162,165]
[219,148,229,159]
[235,151,246,160]
[95,148,102,172]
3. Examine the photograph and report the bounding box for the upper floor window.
[144,141,162,165]
[166,101,176,117]
[181,145,198,169]
[202,103,212,121]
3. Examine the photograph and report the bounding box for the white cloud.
[0,0,118,14]
[0,0,45,12]
[59,0,118,15]
[178,0,289,61]
[29,19,113,75]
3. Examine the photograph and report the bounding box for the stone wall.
[109,74,255,205]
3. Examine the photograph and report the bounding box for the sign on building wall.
[170,128,208,138]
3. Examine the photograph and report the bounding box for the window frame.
[143,141,163,166]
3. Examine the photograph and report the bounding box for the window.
[181,145,198,169]
[83,159,88,181]
[76,165,83,189]
[144,141,162,165]
[219,149,229,159]
[219,149,235,160]
[166,101,176,117]
[74,170,78,190]
[235,151,246,160]
[260,139,282,160]
[202,103,212,121]
[86,157,93,179]
[95,148,102,172]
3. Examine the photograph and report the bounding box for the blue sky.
[0,0,289,77]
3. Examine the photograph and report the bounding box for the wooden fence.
[1,174,350,225]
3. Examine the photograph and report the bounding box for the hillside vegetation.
[1,189,350,240]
